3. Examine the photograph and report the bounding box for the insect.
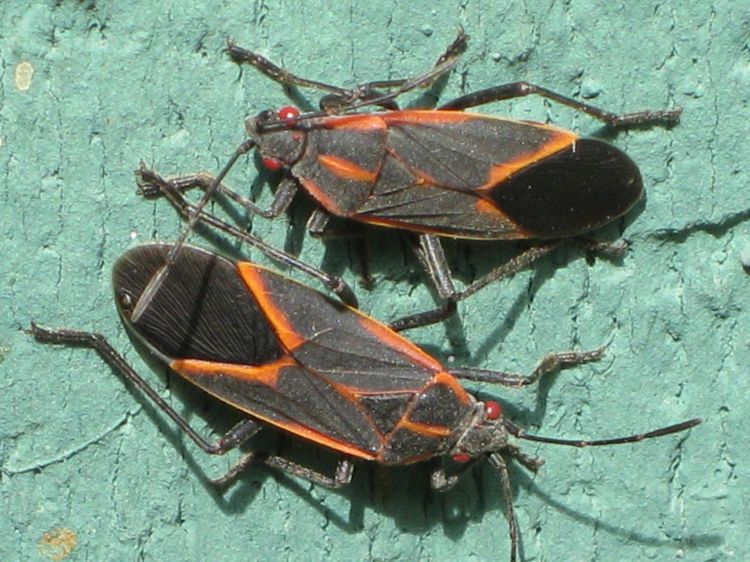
[138,28,682,329]
[30,243,700,562]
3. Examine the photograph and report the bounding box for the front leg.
[448,348,605,388]
[136,165,298,220]
[135,166,358,307]
[226,28,468,113]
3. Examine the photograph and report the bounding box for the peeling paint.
[38,528,77,561]
[14,61,34,91]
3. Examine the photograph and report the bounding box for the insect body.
[31,243,700,562]
[140,29,681,329]
[247,108,642,241]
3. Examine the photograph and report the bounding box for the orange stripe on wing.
[397,417,452,438]
[298,177,346,215]
[350,213,456,235]
[267,418,379,459]
[432,371,471,405]
[318,153,378,183]
[383,111,577,190]
[382,109,476,125]
[356,313,446,373]
[322,114,387,131]
[170,355,298,387]
[172,356,380,459]
[478,129,577,190]
[236,263,306,351]
[473,197,514,222]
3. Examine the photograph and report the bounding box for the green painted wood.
[1,2,747,561]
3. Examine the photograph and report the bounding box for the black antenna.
[130,139,257,324]
[505,418,702,448]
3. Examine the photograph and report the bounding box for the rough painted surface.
[1,2,747,561]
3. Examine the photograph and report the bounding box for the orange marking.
[432,371,471,405]
[351,213,434,231]
[326,379,389,449]
[352,212,475,237]
[412,167,438,186]
[398,417,452,438]
[236,263,306,351]
[267,418,378,459]
[384,111,576,188]
[478,129,577,190]
[298,177,346,215]
[474,197,506,217]
[323,114,387,131]
[170,355,298,387]
[356,313,445,372]
[326,376,378,412]
[318,153,378,183]
[354,211,512,239]
[383,110,475,125]
[172,355,379,459]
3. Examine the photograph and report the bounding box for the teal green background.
[1,2,748,561]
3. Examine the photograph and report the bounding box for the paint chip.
[14,61,34,91]
[38,528,77,561]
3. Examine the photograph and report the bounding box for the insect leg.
[316,27,469,112]
[31,324,358,488]
[448,348,605,388]
[487,453,521,562]
[414,234,458,301]
[389,237,559,331]
[137,165,298,220]
[229,28,468,116]
[306,207,331,235]
[429,457,482,492]
[388,301,457,332]
[211,452,355,489]
[387,235,459,330]
[226,40,349,95]
[456,242,561,301]
[263,456,354,488]
[28,324,262,456]
[399,235,627,331]
[135,166,358,307]
[440,81,681,128]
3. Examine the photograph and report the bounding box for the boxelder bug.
[30,243,700,562]
[139,28,682,329]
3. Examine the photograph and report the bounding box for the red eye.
[484,400,502,420]
[277,105,300,121]
[452,452,472,463]
[262,156,285,171]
